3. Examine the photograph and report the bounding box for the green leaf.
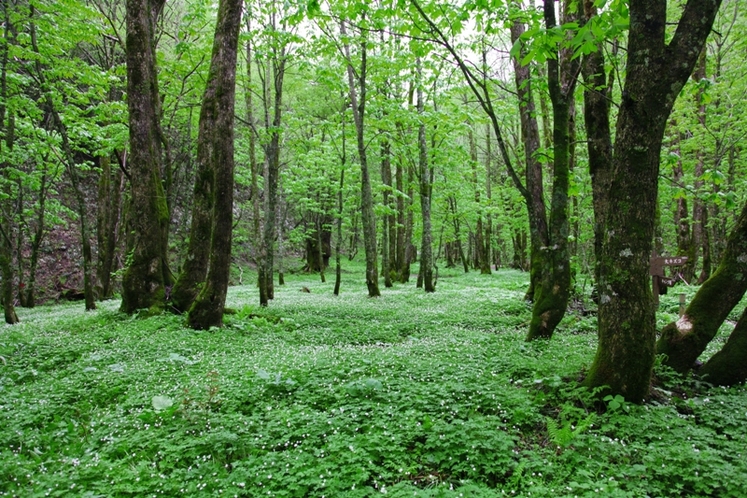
[151,395,174,412]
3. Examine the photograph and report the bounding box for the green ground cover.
[1,263,745,497]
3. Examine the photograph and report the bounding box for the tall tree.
[120,0,172,315]
[582,0,722,402]
[341,17,380,297]
[170,0,242,314]
[525,0,579,340]
[0,1,18,324]
[416,56,435,292]
[185,0,243,329]
[255,0,292,306]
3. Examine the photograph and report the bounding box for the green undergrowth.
[0,262,745,497]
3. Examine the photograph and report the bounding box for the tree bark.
[0,0,18,323]
[121,0,172,315]
[699,306,747,386]
[186,0,242,329]
[169,89,217,312]
[448,196,469,273]
[583,0,722,402]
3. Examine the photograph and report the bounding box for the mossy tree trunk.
[169,95,217,312]
[121,0,172,315]
[342,19,379,298]
[0,225,17,324]
[525,0,578,340]
[580,7,613,288]
[582,0,722,403]
[656,199,747,372]
[186,0,242,330]
[0,9,18,324]
[699,306,747,386]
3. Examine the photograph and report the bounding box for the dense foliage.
[1,263,745,496]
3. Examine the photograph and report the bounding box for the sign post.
[649,251,688,307]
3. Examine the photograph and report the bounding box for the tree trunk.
[15,182,26,308]
[656,199,747,372]
[334,116,346,296]
[672,136,695,283]
[510,20,548,304]
[258,21,288,306]
[581,25,613,287]
[468,125,490,275]
[48,110,96,312]
[316,210,326,283]
[525,0,577,341]
[26,162,54,307]
[693,49,710,284]
[169,94,218,312]
[186,0,242,329]
[699,306,747,386]
[583,0,722,402]
[381,141,393,288]
[342,19,379,297]
[448,196,469,274]
[27,6,96,311]
[0,230,17,324]
[483,122,493,274]
[244,19,261,263]
[417,58,434,293]
[395,157,407,282]
[121,0,171,315]
[96,155,123,301]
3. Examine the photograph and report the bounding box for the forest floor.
[1,261,745,497]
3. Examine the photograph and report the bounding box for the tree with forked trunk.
[581,0,723,402]
[182,0,243,329]
[120,0,173,315]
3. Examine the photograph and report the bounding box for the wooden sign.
[651,252,689,306]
